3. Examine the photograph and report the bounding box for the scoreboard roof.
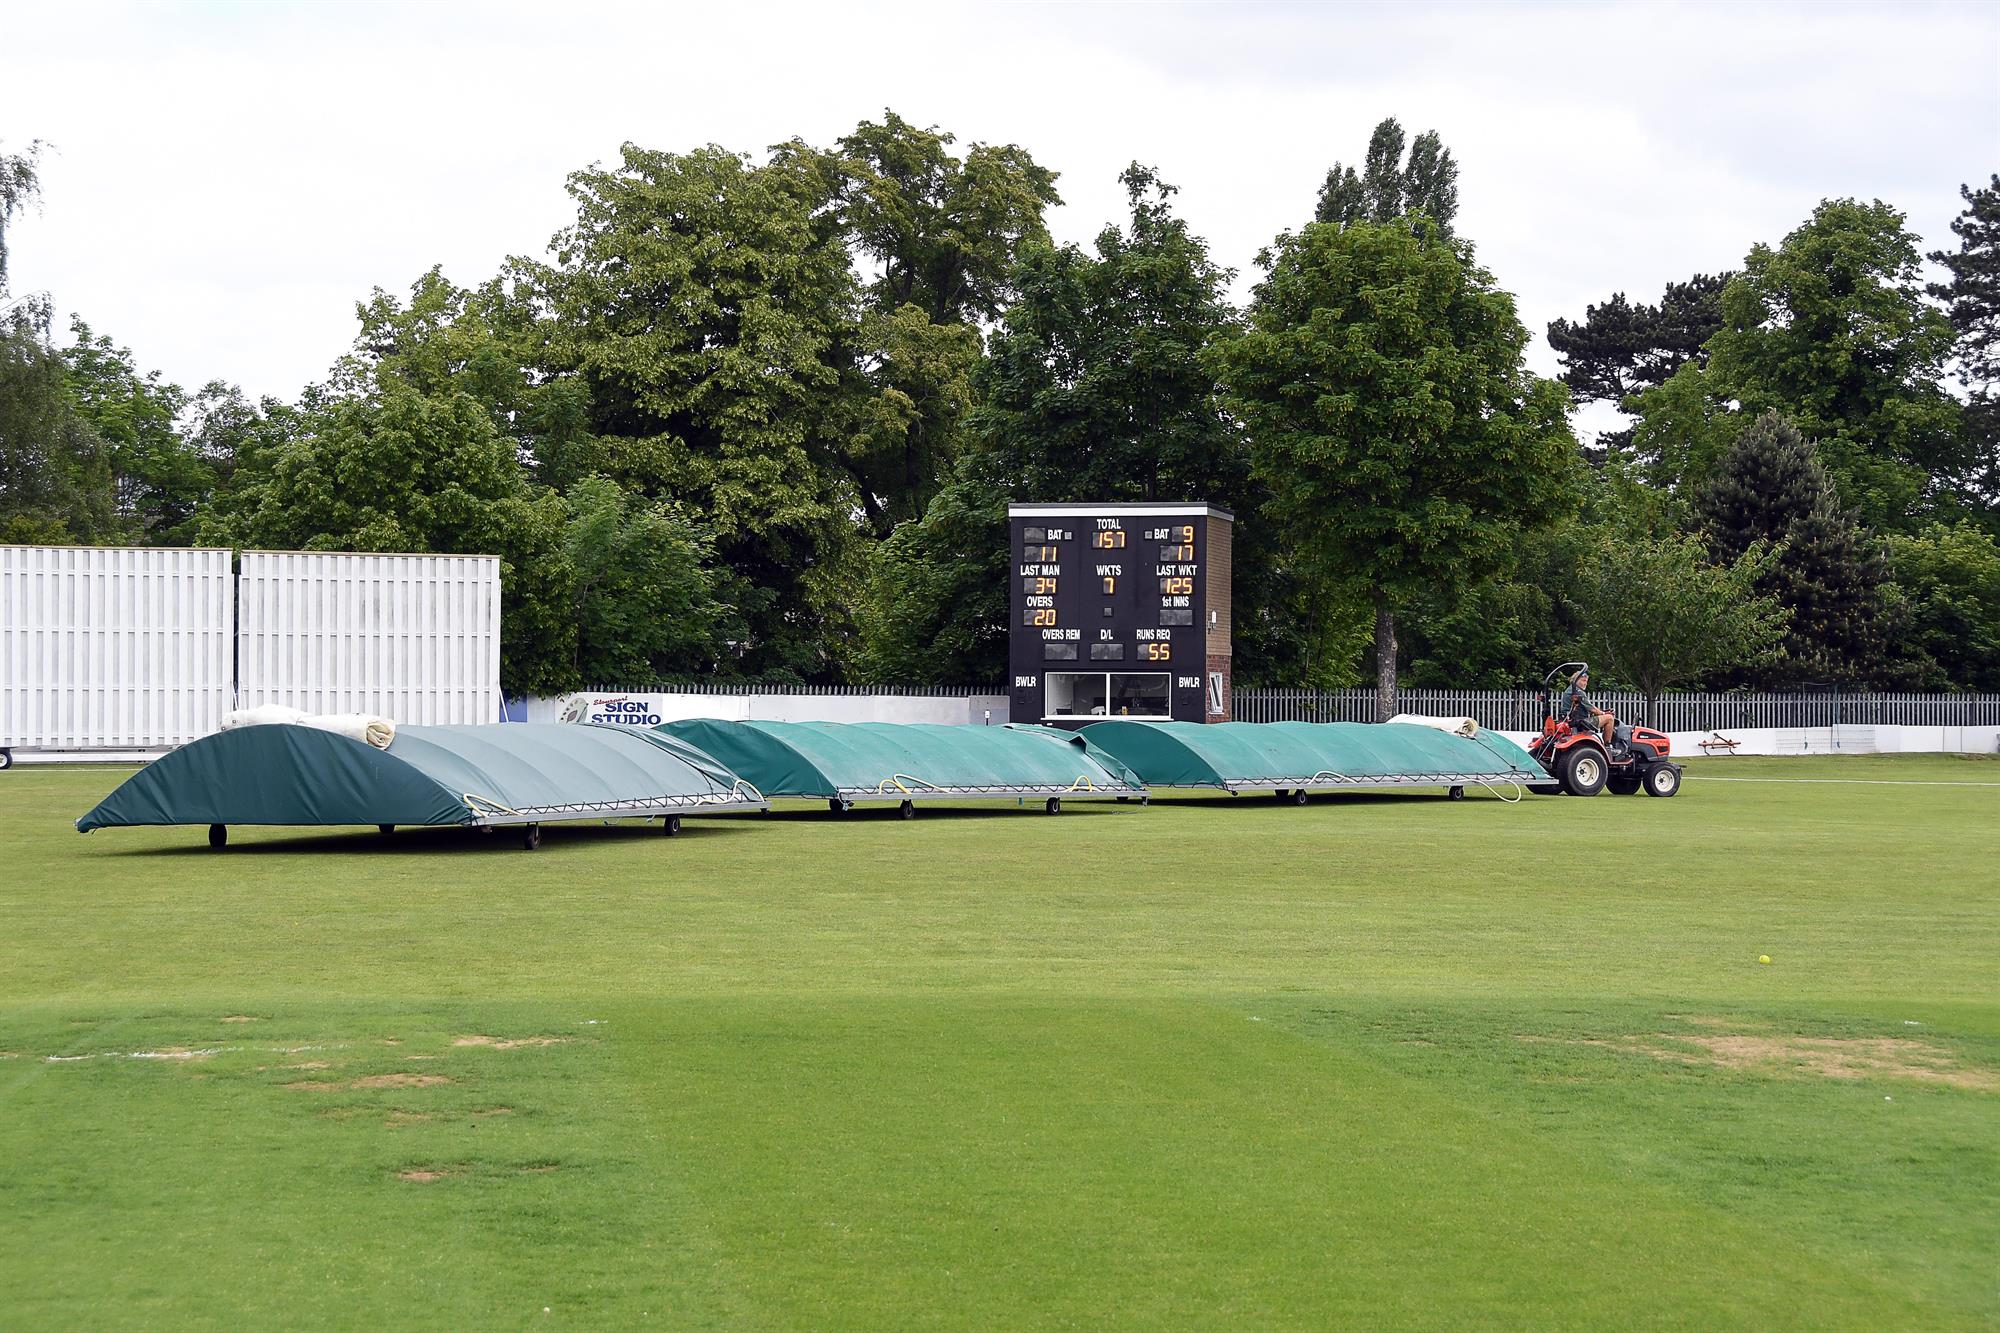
[655,719,1147,803]
[1008,502,1233,520]
[1078,720,1546,793]
[76,723,764,833]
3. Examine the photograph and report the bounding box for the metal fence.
[1231,688,2000,731]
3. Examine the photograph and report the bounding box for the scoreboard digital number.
[1006,503,1233,726]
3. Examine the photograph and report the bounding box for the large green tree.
[820,113,1060,532]
[1632,200,1963,525]
[523,142,864,679]
[858,166,1286,684]
[1217,218,1575,718]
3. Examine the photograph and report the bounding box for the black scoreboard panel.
[1006,503,1231,726]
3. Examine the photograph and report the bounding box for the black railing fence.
[1231,688,2000,731]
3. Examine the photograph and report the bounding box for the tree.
[1,138,44,294]
[0,319,119,543]
[1634,200,1963,523]
[859,166,1304,685]
[1315,118,1458,233]
[1572,530,1785,723]
[1216,218,1576,719]
[0,139,120,544]
[1929,176,2000,511]
[1697,413,1900,687]
[1886,521,2000,691]
[524,142,865,679]
[61,318,214,543]
[852,467,1011,684]
[560,475,728,684]
[1547,275,1729,407]
[202,371,576,696]
[831,111,1060,327]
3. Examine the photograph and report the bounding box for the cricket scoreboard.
[1007,502,1233,726]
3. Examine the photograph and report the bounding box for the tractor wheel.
[1448,785,1465,800]
[1290,788,1309,806]
[0,748,12,770]
[899,799,916,820]
[1607,777,1640,797]
[662,815,682,836]
[1643,765,1682,798]
[1045,797,1062,815]
[1558,746,1608,797]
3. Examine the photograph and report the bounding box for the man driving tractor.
[1562,667,1615,748]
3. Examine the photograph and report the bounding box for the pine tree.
[1698,413,1899,685]
[1699,412,1823,559]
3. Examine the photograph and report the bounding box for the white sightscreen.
[235,551,502,725]
[0,545,233,749]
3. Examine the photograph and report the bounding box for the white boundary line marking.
[1693,777,2000,787]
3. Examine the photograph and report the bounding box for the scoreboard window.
[1089,642,1125,661]
[1022,607,1059,627]
[1022,527,1047,542]
[1159,608,1193,626]
[1044,643,1078,661]
[1044,671,1170,718]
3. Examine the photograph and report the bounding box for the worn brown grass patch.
[351,1073,453,1089]
[1678,1035,1996,1089]
[286,1073,454,1092]
[284,1060,332,1071]
[385,1110,434,1127]
[396,1169,449,1183]
[452,1035,568,1050]
[219,1015,259,1024]
[1521,1031,1995,1089]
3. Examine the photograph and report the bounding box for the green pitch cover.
[655,719,1145,800]
[76,723,758,832]
[1077,720,1544,789]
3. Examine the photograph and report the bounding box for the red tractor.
[1529,663,1682,797]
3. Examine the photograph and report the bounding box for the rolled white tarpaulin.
[220,704,308,730]
[1388,713,1481,739]
[219,706,396,750]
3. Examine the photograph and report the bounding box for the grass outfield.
[2,753,1997,1328]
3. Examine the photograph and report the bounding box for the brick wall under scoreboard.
[1204,516,1232,721]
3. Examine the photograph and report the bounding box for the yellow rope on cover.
[462,792,521,817]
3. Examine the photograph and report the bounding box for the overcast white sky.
[5,0,1996,437]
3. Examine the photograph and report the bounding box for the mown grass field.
[2,753,1997,1329]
